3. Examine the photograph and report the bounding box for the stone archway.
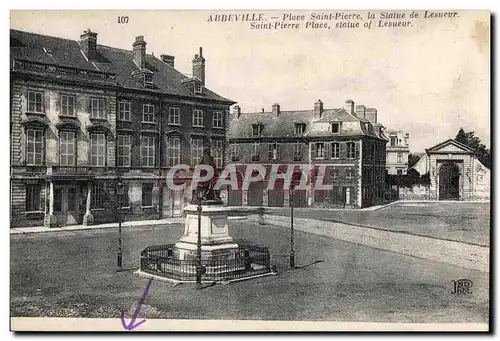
[439,162,460,200]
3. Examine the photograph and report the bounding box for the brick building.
[10,29,234,227]
[227,100,387,208]
[385,130,410,175]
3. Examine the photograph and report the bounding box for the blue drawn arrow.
[120,278,154,331]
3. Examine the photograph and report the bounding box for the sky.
[9,10,490,153]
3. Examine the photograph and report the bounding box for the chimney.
[345,99,355,115]
[272,103,280,116]
[80,29,98,60]
[365,108,378,124]
[192,47,206,85]
[160,54,175,68]
[314,99,323,119]
[233,105,241,118]
[133,36,147,69]
[355,105,366,119]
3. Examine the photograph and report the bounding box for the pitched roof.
[10,29,234,104]
[228,107,383,140]
[425,138,475,153]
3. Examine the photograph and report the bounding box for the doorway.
[54,185,81,226]
[439,162,460,200]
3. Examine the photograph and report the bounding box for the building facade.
[385,130,410,175]
[227,100,387,209]
[409,139,490,201]
[10,29,234,227]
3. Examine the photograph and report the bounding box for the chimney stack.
[365,108,378,124]
[160,54,175,68]
[233,105,241,118]
[314,99,323,119]
[192,47,206,85]
[133,36,147,69]
[345,99,355,115]
[272,103,280,116]
[355,105,366,119]
[80,29,98,60]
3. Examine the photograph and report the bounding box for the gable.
[427,139,474,154]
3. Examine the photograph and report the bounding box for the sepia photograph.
[8,9,491,332]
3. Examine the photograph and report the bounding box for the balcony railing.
[12,59,116,82]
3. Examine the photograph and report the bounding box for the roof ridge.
[10,28,77,43]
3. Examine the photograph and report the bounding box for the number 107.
[117,16,129,24]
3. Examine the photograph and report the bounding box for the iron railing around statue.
[140,243,271,282]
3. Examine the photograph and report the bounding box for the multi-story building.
[10,29,234,228]
[385,130,410,175]
[227,99,387,208]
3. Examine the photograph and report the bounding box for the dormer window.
[144,73,153,88]
[294,123,306,136]
[331,122,341,134]
[194,82,203,94]
[43,47,52,55]
[132,69,154,89]
[252,123,263,136]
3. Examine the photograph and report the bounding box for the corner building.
[10,29,234,227]
[227,100,387,208]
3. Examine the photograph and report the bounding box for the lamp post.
[195,191,204,285]
[289,185,295,269]
[116,178,124,271]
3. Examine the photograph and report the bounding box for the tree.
[455,128,491,168]
[408,154,421,169]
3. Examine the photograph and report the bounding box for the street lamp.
[289,184,295,269]
[116,178,124,272]
[195,190,205,285]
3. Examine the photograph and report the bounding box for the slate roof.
[10,29,234,104]
[229,107,384,140]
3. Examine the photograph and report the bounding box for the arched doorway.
[439,162,460,200]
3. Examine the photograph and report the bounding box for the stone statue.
[192,142,222,204]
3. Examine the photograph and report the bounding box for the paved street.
[11,217,489,324]
[267,202,490,246]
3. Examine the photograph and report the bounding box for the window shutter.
[340,142,346,159]
[56,94,61,113]
[311,143,316,159]
[355,142,360,158]
[325,142,331,159]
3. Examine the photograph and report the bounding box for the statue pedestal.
[174,203,239,261]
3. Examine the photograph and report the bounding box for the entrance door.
[248,182,263,206]
[54,185,80,226]
[439,162,460,200]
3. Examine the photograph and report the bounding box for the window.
[331,123,341,134]
[390,136,397,146]
[212,140,224,168]
[117,135,131,167]
[143,104,155,123]
[169,107,180,125]
[293,143,302,161]
[397,153,403,163]
[346,169,354,181]
[91,183,104,209]
[90,133,106,166]
[316,142,325,159]
[192,109,204,127]
[141,136,155,167]
[25,184,41,212]
[268,142,279,160]
[252,142,260,161]
[397,169,403,175]
[54,188,63,212]
[168,137,180,167]
[194,82,202,94]
[144,74,153,88]
[28,91,44,113]
[346,142,356,159]
[371,144,376,160]
[294,123,305,136]
[230,143,240,161]
[59,131,75,166]
[191,138,203,165]
[252,124,262,136]
[331,169,339,183]
[61,95,76,116]
[118,101,131,121]
[331,142,340,159]
[91,98,105,118]
[142,183,153,207]
[26,129,44,165]
[120,185,130,208]
[213,111,224,128]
